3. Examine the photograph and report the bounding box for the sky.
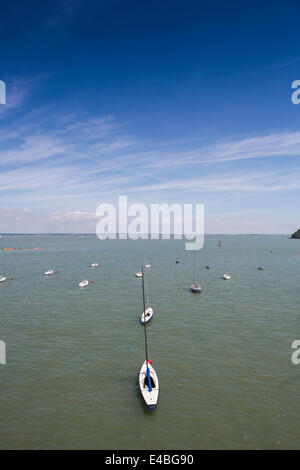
[1,0,300,233]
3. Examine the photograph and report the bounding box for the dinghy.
[144,264,151,268]
[91,263,99,267]
[0,275,7,283]
[222,273,231,280]
[44,269,54,275]
[78,279,89,288]
[141,307,154,324]
[191,282,201,293]
[136,272,143,278]
[139,360,159,410]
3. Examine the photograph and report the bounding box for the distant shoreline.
[0,233,292,236]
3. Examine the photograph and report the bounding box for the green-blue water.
[1,234,300,449]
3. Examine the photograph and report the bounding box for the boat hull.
[140,307,154,324]
[139,361,159,410]
[191,283,201,293]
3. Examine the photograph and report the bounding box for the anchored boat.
[190,252,201,293]
[139,360,159,411]
[44,269,54,275]
[138,267,159,410]
[222,273,231,280]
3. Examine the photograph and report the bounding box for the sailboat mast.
[141,266,149,364]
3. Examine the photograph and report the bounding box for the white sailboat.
[141,307,154,324]
[222,273,231,280]
[139,360,159,411]
[140,270,154,324]
[138,267,159,410]
[78,279,89,288]
[44,269,54,275]
[190,252,201,293]
[91,263,99,267]
[0,275,6,283]
[136,271,143,278]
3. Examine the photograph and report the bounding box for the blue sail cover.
[147,366,152,392]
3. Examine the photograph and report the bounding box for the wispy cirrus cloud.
[1,101,300,221]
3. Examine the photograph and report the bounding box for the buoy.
[148,360,152,364]
[91,281,94,283]
[11,277,14,280]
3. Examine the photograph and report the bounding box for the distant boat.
[222,273,231,280]
[206,264,212,269]
[136,272,143,278]
[144,263,151,268]
[191,252,201,293]
[78,279,89,288]
[44,269,54,275]
[140,269,153,324]
[191,283,201,293]
[257,255,264,270]
[0,276,7,283]
[218,240,222,247]
[91,263,99,267]
[175,260,179,264]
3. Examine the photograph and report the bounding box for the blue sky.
[1,0,300,233]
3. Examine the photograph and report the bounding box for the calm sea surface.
[1,234,300,450]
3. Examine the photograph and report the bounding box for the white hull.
[136,272,143,278]
[91,263,99,267]
[191,283,201,293]
[78,280,89,288]
[44,270,54,275]
[141,307,153,324]
[0,276,7,283]
[144,264,151,268]
[222,273,231,280]
[139,361,159,410]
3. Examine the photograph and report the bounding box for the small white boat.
[136,272,143,278]
[222,273,231,280]
[139,360,159,411]
[78,279,89,288]
[191,252,201,293]
[91,263,99,267]
[44,269,54,275]
[144,264,151,268]
[258,266,264,271]
[0,276,7,283]
[191,283,201,293]
[141,307,154,324]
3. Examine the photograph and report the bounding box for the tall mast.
[141,266,149,363]
[141,265,152,391]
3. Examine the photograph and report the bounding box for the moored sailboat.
[138,266,159,410]
[190,252,201,293]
